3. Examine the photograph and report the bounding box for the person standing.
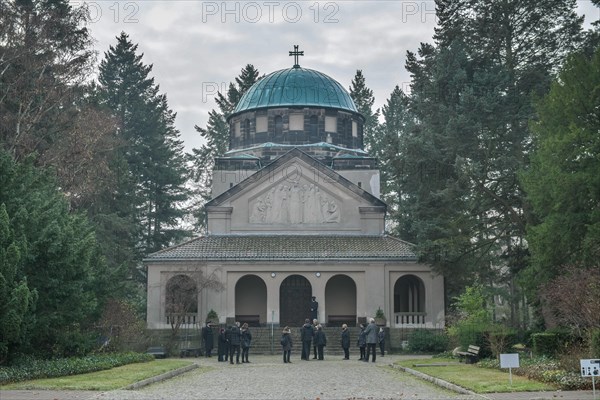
[341,324,350,360]
[201,322,214,357]
[217,328,229,362]
[357,324,366,360]
[300,318,314,360]
[281,326,293,363]
[363,318,377,362]
[228,322,241,364]
[310,296,318,321]
[378,327,385,357]
[241,323,252,363]
[312,319,318,359]
[314,324,327,360]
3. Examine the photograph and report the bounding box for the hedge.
[0,352,154,384]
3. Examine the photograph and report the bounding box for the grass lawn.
[1,360,201,391]
[396,358,556,393]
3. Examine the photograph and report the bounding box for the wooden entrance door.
[279,275,312,326]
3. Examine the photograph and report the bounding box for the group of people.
[297,318,328,361]
[202,321,253,365]
[355,318,386,362]
[280,316,386,364]
[202,295,386,364]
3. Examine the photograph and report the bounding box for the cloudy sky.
[81,1,599,153]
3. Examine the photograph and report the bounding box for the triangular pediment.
[206,149,386,235]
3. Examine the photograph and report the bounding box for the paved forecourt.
[87,354,482,400]
[2,354,597,400]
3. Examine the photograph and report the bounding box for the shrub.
[532,331,570,356]
[206,309,218,323]
[448,322,493,358]
[0,352,153,384]
[590,329,600,358]
[407,329,449,353]
[487,326,518,358]
[477,355,592,390]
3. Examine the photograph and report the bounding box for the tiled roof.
[145,235,416,262]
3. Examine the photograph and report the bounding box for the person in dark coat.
[228,322,241,364]
[341,323,350,360]
[300,318,314,360]
[312,319,318,359]
[201,322,214,357]
[314,324,327,360]
[378,327,385,357]
[357,324,366,360]
[363,318,378,362]
[241,322,252,363]
[310,296,318,321]
[281,326,293,363]
[217,328,229,362]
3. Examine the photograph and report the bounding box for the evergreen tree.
[521,48,600,289]
[348,70,379,153]
[393,0,583,323]
[98,32,190,279]
[189,65,261,231]
[0,150,108,359]
[0,203,37,364]
[374,86,413,236]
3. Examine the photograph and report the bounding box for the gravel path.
[88,355,483,400]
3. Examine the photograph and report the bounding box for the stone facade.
[145,62,445,330]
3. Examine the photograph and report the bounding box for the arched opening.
[325,275,357,326]
[394,275,426,325]
[279,275,312,326]
[235,275,267,326]
[165,274,198,325]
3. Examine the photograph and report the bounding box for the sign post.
[500,353,520,386]
[580,359,599,399]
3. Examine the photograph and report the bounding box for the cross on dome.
[289,45,304,68]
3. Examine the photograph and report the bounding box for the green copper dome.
[231,67,358,116]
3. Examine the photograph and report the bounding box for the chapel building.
[145,49,445,330]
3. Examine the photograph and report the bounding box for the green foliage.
[375,307,385,319]
[407,329,449,353]
[590,329,600,358]
[206,309,218,322]
[390,1,583,320]
[189,64,261,232]
[478,355,590,390]
[452,285,491,325]
[0,150,110,361]
[448,285,495,357]
[532,332,569,357]
[487,326,518,358]
[0,204,37,364]
[98,32,190,261]
[0,352,153,385]
[522,48,600,292]
[348,70,380,154]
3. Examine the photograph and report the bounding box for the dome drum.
[229,107,364,151]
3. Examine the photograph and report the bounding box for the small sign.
[581,359,600,377]
[500,353,520,369]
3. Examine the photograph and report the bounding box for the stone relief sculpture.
[249,183,341,224]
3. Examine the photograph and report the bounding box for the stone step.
[215,326,386,355]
